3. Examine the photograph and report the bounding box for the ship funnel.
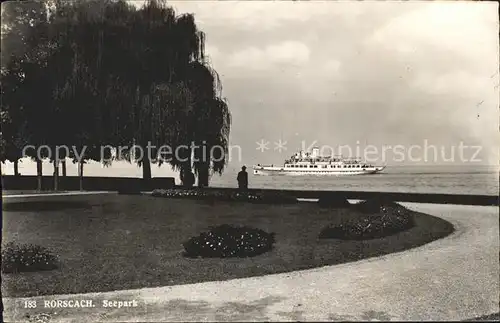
[312,147,320,158]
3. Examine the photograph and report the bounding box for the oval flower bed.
[183,224,276,258]
[319,200,415,240]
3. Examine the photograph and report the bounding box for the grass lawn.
[2,193,454,297]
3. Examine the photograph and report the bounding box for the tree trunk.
[181,162,194,188]
[142,157,152,180]
[141,141,152,190]
[197,162,209,188]
[53,159,59,191]
[13,159,19,176]
[0,162,4,190]
[61,159,67,176]
[36,158,43,191]
[78,160,84,191]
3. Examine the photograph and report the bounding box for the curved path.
[3,203,499,322]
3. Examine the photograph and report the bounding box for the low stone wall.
[191,187,499,206]
[2,176,496,206]
[1,175,175,191]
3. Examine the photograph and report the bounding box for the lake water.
[2,159,498,196]
[210,165,499,196]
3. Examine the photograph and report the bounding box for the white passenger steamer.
[253,147,385,176]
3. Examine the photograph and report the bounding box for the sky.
[163,0,499,167]
[2,0,499,179]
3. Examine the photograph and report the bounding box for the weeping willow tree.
[46,0,135,189]
[182,61,231,187]
[2,0,231,189]
[104,0,231,185]
[1,0,51,183]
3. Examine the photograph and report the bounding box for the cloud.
[133,1,498,166]
[168,1,357,31]
[368,1,497,65]
[411,71,495,98]
[227,41,310,70]
[324,60,341,73]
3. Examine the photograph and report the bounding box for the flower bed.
[2,242,59,274]
[319,200,415,240]
[183,224,276,258]
[151,188,297,204]
[352,198,403,214]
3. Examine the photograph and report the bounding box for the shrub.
[319,201,414,240]
[2,242,59,274]
[151,189,166,197]
[152,188,209,199]
[183,224,276,258]
[317,193,351,208]
[352,198,401,214]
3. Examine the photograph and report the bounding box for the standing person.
[186,170,195,188]
[237,166,248,190]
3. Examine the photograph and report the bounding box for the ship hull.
[252,166,385,176]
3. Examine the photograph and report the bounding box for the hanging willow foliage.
[2,0,231,185]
